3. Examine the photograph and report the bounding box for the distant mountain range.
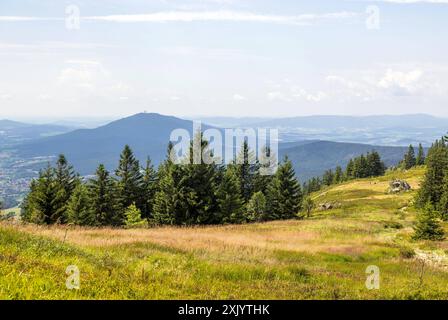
[252,114,448,129]
[0,119,74,146]
[6,113,423,181]
[13,113,213,175]
[195,114,448,146]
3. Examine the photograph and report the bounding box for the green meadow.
[1,167,448,300]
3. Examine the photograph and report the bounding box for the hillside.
[13,113,213,175]
[279,141,410,181]
[1,167,448,300]
[0,120,74,146]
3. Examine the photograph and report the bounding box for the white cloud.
[82,11,359,25]
[65,59,102,66]
[158,46,269,62]
[377,69,423,95]
[292,89,327,102]
[0,94,12,100]
[0,16,61,22]
[37,94,52,101]
[57,60,113,95]
[326,64,448,101]
[267,91,291,102]
[0,11,359,26]
[233,94,246,101]
[267,83,328,103]
[58,68,95,85]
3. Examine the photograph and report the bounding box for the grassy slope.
[1,207,20,217]
[1,167,448,300]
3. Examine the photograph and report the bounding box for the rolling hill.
[279,140,411,181]
[0,119,74,146]
[13,113,213,174]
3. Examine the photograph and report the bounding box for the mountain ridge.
[9,113,414,181]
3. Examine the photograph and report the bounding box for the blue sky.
[0,0,447,119]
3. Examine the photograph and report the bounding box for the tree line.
[303,151,386,194]
[400,144,425,170]
[413,139,446,240]
[21,135,303,227]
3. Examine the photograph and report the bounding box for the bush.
[383,221,403,229]
[399,247,415,259]
[302,197,314,218]
[245,192,267,222]
[124,203,148,228]
[413,203,445,241]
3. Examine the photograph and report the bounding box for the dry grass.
[2,166,448,300]
[1,168,426,262]
[5,220,377,257]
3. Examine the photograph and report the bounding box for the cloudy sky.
[0,0,447,120]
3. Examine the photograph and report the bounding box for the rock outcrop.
[318,202,342,211]
[388,179,411,193]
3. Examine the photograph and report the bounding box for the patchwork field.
[1,167,448,300]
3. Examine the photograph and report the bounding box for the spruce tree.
[152,143,181,225]
[53,154,79,223]
[253,146,275,195]
[141,157,157,219]
[124,203,148,228]
[178,133,218,225]
[304,177,322,194]
[416,143,425,166]
[358,154,369,178]
[366,151,385,177]
[23,165,58,224]
[345,159,355,179]
[334,166,343,184]
[89,164,121,226]
[302,181,311,195]
[115,145,144,211]
[245,191,267,222]
[216,167,244,223]
[413,203,445,241]
[322,169,334,186]
[403,145,416,170]
[266,157,302,220]
[235,140,259,202]
[67,184,94,226]
[313,177,322,192]
[416,140,448,208]
[438,174,448,221]
[20,180,35,222]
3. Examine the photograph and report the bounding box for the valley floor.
[1,167,448,299]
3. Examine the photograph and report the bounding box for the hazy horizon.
[3,112,448,125]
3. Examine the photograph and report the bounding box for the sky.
[0,0,447,120]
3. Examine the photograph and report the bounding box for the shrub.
[302,197,314,218]
[245,192,267,222]
[124,203,148,228]
[413,203,445,241]
[399,247,415,259]
[383,221,403,229]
